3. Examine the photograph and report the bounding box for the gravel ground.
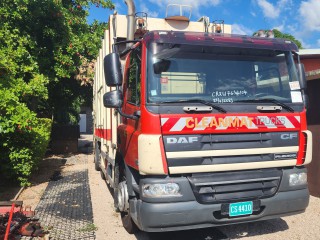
[87,139,320,240]
[11,134,320,239]
[34,154,95,240]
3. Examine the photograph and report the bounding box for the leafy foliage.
[0,0,113,185]
[272,29,303,49]
[0,89,52,186]
[253,29,303,49]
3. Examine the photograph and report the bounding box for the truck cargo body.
[93,12,312,233]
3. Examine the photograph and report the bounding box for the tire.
[114,161,138,234]
[94,141,100,171]
[100,169,106,180]
[113,164,120,212]
[121,211,138,234]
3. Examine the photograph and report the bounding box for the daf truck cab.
[93,0,312,234]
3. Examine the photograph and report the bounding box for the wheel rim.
[117,181,129,212]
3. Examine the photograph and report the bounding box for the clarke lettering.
[186,117,254,129]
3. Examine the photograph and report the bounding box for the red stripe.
[162,118,179,132]
[287,116,301,128]
[297,131,306,165]
[161,114,303,134]
[159,137,168,174]
[94,128,112,141]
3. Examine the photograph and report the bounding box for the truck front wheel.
[114,163,138,234]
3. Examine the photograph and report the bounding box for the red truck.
[93,0,312,233]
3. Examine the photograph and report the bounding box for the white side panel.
[99,49,103,131]
[101,31,107,155]
[93,61,97,130]
[109,16,122,160]
[104,29,113,157]
[97,54,101,131]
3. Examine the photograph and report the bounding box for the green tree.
[253,29,303,49]
[272,29,303,49]
[15,0,113,123]
[0,0,114,185]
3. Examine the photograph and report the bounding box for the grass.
[77,223,98,232]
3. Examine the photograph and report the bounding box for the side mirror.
[103,90,123,108]
[296,63,307,90]
[104,53,123,87]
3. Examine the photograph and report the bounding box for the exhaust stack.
[124,0,136,46]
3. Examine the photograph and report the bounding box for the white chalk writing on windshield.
[212,90,248,97]
[211,90,248,103]
[212,98,234,103]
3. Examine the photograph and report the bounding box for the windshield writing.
[147,43,301,104]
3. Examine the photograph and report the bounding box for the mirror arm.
[116,108,139,120]
[111,40,141,54]
[120,46,135,58]
[114,86,139,120]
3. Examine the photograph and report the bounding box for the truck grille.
[164,132,299,153]
[164,132,298,173]
[188,168,282,204]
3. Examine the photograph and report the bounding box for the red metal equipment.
[4,203,15,240]
[0,201,44,239]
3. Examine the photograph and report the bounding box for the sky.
[88,0,320,49]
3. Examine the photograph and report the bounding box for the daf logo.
[167,137,198,144]
[280,133,298,140]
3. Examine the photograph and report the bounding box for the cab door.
[119,46,142,169]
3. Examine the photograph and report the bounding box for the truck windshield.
[146,43,302,105]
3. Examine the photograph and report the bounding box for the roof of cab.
[143,31,299,52]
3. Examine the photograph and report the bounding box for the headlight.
[289,173,308,186]
[142,183,181,198]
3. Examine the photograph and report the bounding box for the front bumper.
[131,188,308,232]
[130,167,309,232]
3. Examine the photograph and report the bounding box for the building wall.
[302,58,320,72]
[300,53,320,197]
[306,80,320,197]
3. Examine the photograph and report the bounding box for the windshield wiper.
[235,98,294,112]
[159,99,227,113]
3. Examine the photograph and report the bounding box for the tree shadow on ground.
[136,227,230,240]
[0,157,67,201]
[78,134,93,155]
[35,169,95,239]
[132,218,289,240]
[0,182,21,201]
[218,219,288,239]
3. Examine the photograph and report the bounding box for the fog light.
[142,183,181,198]
[289,173,307,186]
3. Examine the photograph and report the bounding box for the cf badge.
[280,133,298,140]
